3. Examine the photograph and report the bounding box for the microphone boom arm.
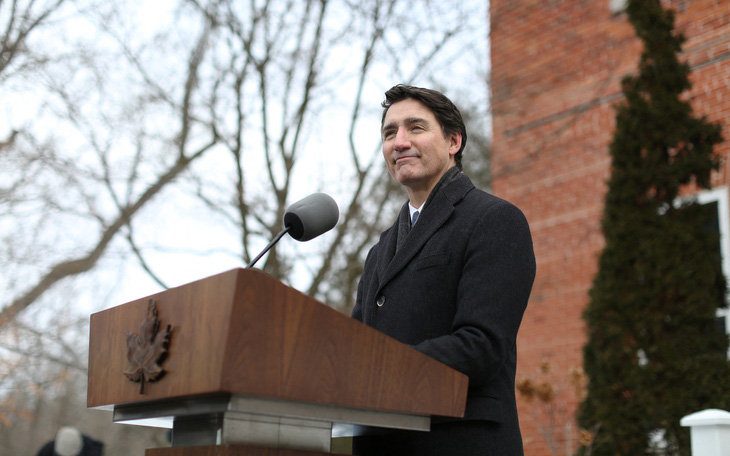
[245,226,291,269]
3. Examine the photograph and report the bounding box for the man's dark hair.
[381,84,467,170]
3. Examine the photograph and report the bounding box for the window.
[694,187,730,355]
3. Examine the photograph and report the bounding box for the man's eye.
[383,130,396,139]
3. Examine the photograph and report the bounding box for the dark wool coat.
[352,168,536,455]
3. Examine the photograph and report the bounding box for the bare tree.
[0,0,67,220]
[0,0,68,76]
[0,1,222,325]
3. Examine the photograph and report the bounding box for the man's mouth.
[394,154,417,163]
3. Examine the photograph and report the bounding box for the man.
[351,85,536,455]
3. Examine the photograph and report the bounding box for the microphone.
[246,193,339,269]
[283,192,339,241]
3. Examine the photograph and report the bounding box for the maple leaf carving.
[124,299,172,394]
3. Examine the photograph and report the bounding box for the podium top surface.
[88,268,468,418]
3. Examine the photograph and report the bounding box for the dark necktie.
[411,210,419,228]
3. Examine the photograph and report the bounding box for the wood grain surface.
[88,268,468,418]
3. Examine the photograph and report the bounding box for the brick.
[490,0,730,454]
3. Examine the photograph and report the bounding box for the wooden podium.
[88,268,468,455]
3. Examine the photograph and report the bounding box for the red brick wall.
[489,1,730,454]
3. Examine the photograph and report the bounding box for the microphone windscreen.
[283,193,339,241]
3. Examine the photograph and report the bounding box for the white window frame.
[693,187,730,352]
[610,0,628,14]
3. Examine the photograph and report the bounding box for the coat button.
[376,296,385,307]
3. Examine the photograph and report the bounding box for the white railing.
[680,409,730,456]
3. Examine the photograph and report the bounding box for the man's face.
[381,98,461,200]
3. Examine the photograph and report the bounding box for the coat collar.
[376,167,475,288]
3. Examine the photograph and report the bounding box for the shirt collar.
[408,202,424,220]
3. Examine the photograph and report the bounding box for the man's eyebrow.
[382,116,430,133]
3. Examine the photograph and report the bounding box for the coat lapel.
[375,204,406,278]
[376,168,474,291]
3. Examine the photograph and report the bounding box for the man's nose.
[393,128,411,151]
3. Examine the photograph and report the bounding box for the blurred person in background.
[35,426,104,456]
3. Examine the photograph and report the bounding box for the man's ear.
[449,132,462,157]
